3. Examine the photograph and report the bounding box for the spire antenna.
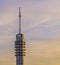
[19,7,21,34]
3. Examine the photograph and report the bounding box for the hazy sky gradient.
[0,0,60,65]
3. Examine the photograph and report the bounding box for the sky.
[0,0,60,65]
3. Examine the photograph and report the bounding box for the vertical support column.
[16,56,22,65]
[15,34,25,65]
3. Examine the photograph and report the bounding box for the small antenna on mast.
[19,7,21,34]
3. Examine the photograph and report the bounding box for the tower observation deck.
[15,8,25,65]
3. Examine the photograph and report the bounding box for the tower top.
[19,7,21,34]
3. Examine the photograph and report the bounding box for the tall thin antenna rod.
[19,7,21,33]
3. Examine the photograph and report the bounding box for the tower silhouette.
[15,8,25,65]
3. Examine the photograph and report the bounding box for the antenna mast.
[19,8,21,33]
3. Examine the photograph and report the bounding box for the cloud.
[25,40,60,65]
[26,41,60,57]
[0,0,60,65]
